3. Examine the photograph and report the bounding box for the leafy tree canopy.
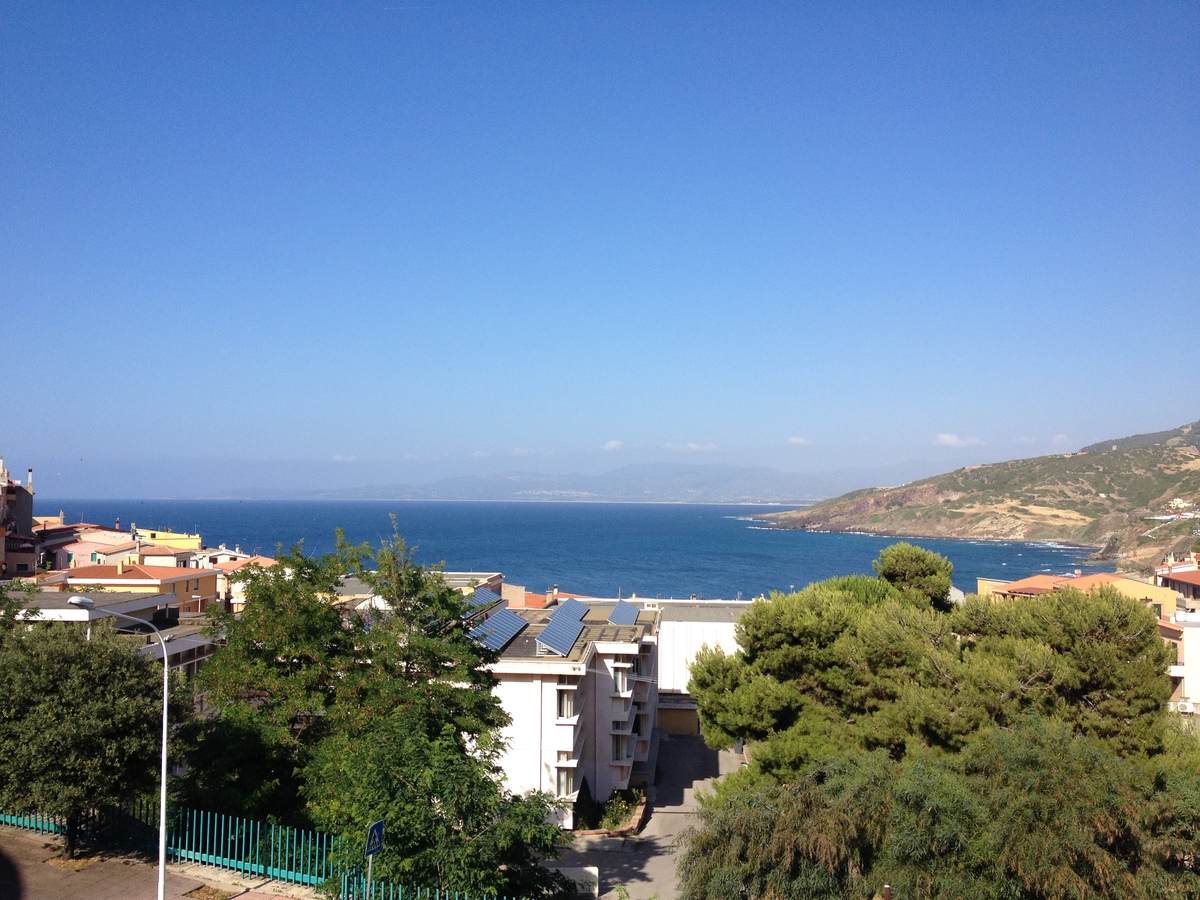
[872,541,954,609]
[183,528,570,898]
[682,544,1190,897]
[0,621,188,858]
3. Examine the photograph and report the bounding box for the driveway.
[553,733,742,900]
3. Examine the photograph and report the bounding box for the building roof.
[21,589,181,620]
[65,564,219,583]
[496,601,654,662]
[139,544,188,556]
[1165,571,1200,588]
[990,571,1178,603]
[658,601,749,623]
[993,574,1063,595]
[215,555,277,573]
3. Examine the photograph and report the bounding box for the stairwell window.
[556,767,574,797]
[557,690,575,719]
[611,734,628,762]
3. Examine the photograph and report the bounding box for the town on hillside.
[5,455,1200,898]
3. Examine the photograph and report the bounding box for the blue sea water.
[35,500,1107,600]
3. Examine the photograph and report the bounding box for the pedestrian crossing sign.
[366,820,384,857]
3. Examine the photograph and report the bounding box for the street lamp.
[68,596,170,900]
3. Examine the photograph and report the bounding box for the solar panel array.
[552,598,587,621]
[467,586,502,610]
[537,598,588,656]
[607,600,639,626]
[469,608,528,651]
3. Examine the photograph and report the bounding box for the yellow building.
[48,563,221,614]
[132,525,202,551]
[977,572,1180,618]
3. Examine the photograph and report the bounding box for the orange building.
[42,562,221,614]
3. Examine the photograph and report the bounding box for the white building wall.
[657,619,738,692]
[1173,613,1200,710]
[495,674,552,795]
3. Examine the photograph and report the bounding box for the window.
[557,690,575,719]
[612,720,625,732]
[613,669,630,693]
[611,734,627,762]
[557,751,572,762]
[556,767,574,797]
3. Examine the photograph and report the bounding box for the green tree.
[873,542,954,609]
[185,531,571,897]
[0,578,35,642]
[0,622,186,858]
[303,530,570,897]
[681,549,1194,897]
[180,545,354,824]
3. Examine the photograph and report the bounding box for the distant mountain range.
[273,463,828,504]
[225,462,943,505]
[758,420,1200,570]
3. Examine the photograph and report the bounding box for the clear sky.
[2,2,1197,498]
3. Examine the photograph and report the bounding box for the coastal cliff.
[759,420,1200,572]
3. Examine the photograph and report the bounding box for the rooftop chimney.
[27,469,33,493]
[117,561,124,575]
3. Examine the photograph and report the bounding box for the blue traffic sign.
[365,820,384,857]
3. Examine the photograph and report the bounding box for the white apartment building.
[478,598,659,828]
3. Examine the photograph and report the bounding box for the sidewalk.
[0,824,320,900]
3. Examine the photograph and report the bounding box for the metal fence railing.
[2,803,530,900]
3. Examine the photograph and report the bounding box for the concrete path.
[553,733,742,900]
[0,824,319,900]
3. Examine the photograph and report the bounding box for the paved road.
[0,824,317,900]
[553,733,742,900]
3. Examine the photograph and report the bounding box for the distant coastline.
[31,499,1103,599]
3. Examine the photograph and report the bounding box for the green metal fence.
[0,802,337,887]
[1,804,528,900]
[169,805,340,885]
[0,809,66,834]
[340,872,528,900]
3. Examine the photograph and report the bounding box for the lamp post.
[69,597,170,900]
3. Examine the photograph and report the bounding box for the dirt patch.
[185,886,237,900]
[46,854,103,871]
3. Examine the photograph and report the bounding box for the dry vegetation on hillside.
[761,421,1200,570]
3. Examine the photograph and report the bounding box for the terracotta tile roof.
[1164,571,1200,588]
[66,564,218,582]
[214,555,277,573]
[1065,573,1123,590]
[995,574,1063,594]
[34,522,100,533]
[1160,619,1184,639]
[139,544,184,556]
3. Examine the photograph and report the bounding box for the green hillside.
[761,420,1200,569]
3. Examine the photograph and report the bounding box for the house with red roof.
[39,562,222,614]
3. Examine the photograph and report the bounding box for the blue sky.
[3,2,1197,498]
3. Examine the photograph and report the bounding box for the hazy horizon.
[4,5,1195,497]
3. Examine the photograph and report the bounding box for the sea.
[34,500,1109,601]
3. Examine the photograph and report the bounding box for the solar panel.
[467,586,502,610]
[537,615,585,657]
[469,608,528,651]
[550,598,587,623]
[607,600,639,626]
